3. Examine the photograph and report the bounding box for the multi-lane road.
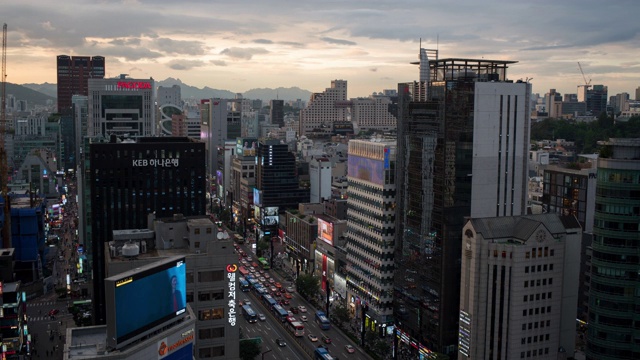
[235,240,370,360]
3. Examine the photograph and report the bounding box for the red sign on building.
[116,81,151,89]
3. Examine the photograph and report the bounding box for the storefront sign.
[226,264,237,326]
[117,81,151,89]
[132,159,179,167]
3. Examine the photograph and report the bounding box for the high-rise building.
[270,99,284,127]
[345,138,397,327]
[586,85,608,116]
[89,136,206,324]
[310,157,332,203]
[586,138,640,360]
[56,55,105,114]
[350,95,398,133]
[458,214,581,359]
[87,76,156,137]
[394,53,531,356]
[157,84,182,107]
[299,80,348,135]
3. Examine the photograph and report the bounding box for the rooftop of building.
[470,214,581,243]
[9,194,44,209]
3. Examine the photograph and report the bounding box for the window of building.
[207,227,212,234]
[524,295,528,302]
[195,241,201,249]
[524,281,528,288]
[525,266,529,273]
[199,327,225,340]
[198,346,225,358]
[548,292,552,299]
[550,249,555,256]
[199,270,224,282]
[545,334,550,341]
[543,264,547,271]
[522,324,526,330]
[186,292,194,302]
[549,278,553,285]
[526,251,530,259]
[198,307,224,321]
[186,272,194,284]
[547,306,551,312]
[195,228,200,235]
[549,264,553,270]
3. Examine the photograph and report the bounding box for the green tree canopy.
[295,273,320,300]
[239,338,261,360]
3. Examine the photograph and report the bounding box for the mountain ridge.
[20,78,312,102]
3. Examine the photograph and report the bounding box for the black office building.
[90,136,206,324]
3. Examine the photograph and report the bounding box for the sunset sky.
[3,0,639,98]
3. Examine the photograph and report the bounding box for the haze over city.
[3,0,640,97]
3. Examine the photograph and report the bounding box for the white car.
[298,306,307,313]
[300,315,308,322]
[286,286,295,293]
[258,313,266,321]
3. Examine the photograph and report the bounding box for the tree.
[295,273,320,300]
[256,238,270,257]
[332,304,351,327]
[239,338,261,360]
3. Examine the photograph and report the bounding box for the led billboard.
[106,256,187,349]
[236,138,258,156]
[263,206,279,226]
[348,155,385,185]
[318,218,334,246]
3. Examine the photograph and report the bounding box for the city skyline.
[3,0,639,98]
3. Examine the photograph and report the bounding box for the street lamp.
[261,348,272,360]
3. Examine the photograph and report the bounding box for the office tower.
[458,214,581,359]
[585,85,608,116]
[310,157,332,203]
[56,55,105,114]
[255,139,309,211]
[545,89,563,118]
[394,54,531,356]
[270,99,284,127]
[231,138,257,234]
[350,95,398,133]
[299,80,348,135]
[89,136,206,324]
[345,138,397,328]
[586,138,640,360]
[0,280,29,359]
[157,84,182,107]
[87,76,156,137]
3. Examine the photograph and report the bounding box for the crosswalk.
[27,315,53,322]
[26,301,57,308]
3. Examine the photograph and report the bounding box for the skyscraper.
[270,99,284,127]
[586,138,640,360]
[345,138,397,328]
[299,80,348,135]
[394,52,531,356]
[56,55,105,114]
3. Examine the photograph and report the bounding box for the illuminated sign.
[117,81,151,89]
[318,218,334,246]
[158,332,194,358]
[116,277,133,287]
[227,264,237,326]
[132,159,179,167]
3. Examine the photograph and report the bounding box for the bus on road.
[258,257,270,270]
[314,347,334,360]
[315,310,331,330]
[272,304,289,322]
[239,278,250,292]
[242,305,257,323]
[262,294,278,310]
[288,321,305,337]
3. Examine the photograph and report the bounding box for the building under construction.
[393,51,531,357]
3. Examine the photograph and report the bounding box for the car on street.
[290,306,299,314]
[259,277,266,282]
[300,315,308,321]
[286,315,296,323]
[283,292,292,299]
[286,286,295,292]
[246,256,253,262]
[275,282,282,288]
[264,273,270,279]
[308,334,318,342]
[258,313,266,321]
[275,338,287,347]
[269,278,276,284]
[243,299,251,306]
[322,334,332,344]
[298,305,307,313]
[345,345,356,353]
[279,299,290,305]
[270,286,278,293]
[48,309,60,316]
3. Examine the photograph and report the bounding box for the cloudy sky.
[3,0,639,98]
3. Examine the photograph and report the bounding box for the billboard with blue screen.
[348,155,385,185]
[106,256,187,349]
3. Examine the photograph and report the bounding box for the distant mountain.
[6,83,56,106]
[20,82,57,98]
[18,78,313,104]
[157,78,312,102]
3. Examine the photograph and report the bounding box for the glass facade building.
[586,138,640,360]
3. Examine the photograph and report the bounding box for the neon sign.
[227,264,237,326]
[117,81,152,89]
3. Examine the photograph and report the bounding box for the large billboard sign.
[262,206,279,226]
[106,256,187,349]
[348,155,385,185]
[318,218,334,246]
[236,138,257,156]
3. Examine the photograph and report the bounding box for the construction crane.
[1,23,9,248]
[577,62,592,87]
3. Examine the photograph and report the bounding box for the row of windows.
[525,264,554,273]
[525,247,554,259]
[198,289,224,301]
[199,327,225,340]
[520,333,551,344]
[520,348,550,358]
[198,307,224,321]
[523,292,552,302]
[193,228,213,234]
[594,219,638,231]
[199,346,225,358]
[524,278,553,288]
[521,319,552,330]
[522,306,552,317]
[199,270,225,282]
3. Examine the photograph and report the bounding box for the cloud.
[370,68,377,72]
[220,47,269,60]
[253,39,273,44]
[109,38,142,46]
[279,41,305,48]
[97,46,164,61]
[167,59,206,70]
[154,37,208,55]
[320,37,356,46]
[210,60,227,66]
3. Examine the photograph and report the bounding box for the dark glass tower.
[56,55,105,114]
[586,138,640,360]
[89,137,206,324]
